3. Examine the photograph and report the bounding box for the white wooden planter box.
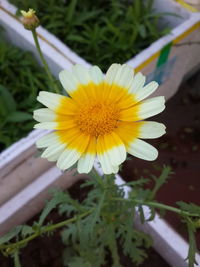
[183,0,200,11]
[0,1,200,266]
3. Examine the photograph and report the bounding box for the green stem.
[14,250,21,267]
[0,209,93,251]
[112,198,200,218]
[31,29,59,93]
[108,226,121,267]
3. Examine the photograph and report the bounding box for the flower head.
[21,9,40,30]
[34,64,166,174]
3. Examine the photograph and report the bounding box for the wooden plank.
[0,150,53,205]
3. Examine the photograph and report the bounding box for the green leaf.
[149,166,172,200]
[6,111,33,122]
[0,85,16,116]
[38,191,68,226]
[176,202,200,216]
[186,219,198,267]
[66,0,77,24]
[21,225,34,238]
[0,226,23,245]
[138,24,147,38]
[138,205,145,224]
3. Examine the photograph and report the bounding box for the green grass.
[11,0,170,72]
[0,33,54,151]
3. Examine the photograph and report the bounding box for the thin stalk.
[31,29,59,93]
[13,250,21,267]
[0,209,93,251]
[112,198,200,218]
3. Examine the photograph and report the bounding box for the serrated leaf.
[186,219,198,267]
[68,256,91,267]
[62,224,78,245]
[149,166,172,200]
[21,225,34,238]
[0,226,23,245]
[38,191,68,226]
[176,202,200,216]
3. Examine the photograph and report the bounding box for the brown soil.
[120,71,200,250]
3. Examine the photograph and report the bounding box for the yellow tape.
[175,0,198,12]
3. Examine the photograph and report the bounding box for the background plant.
[10,0,170,72]
[0,30,61,151]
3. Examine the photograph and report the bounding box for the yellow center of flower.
[76,101,119,136]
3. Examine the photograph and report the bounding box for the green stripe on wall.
[156,42,173,67]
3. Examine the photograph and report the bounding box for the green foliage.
[10,0,171,72]
[0,226,23,246]
[0,32,57,151]
[60,174,152,266]
[186,219,199,267]
[149,165,173,200]
[176,202,200,266]
[177,202,200,215]
[0,166,200,266]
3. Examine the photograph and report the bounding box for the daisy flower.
[34,64,166,174]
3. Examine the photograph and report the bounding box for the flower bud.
[21,9,40,31]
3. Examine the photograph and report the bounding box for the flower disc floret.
[76,101,119,137]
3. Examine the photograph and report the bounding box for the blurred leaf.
[176,202,200,215]
[0,226,23,245]
[6,111,32,122]
[0,85,16,115]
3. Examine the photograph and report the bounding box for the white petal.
[116,64,134,89]
[77,137,96,173]
[135,81,159,102]
[138,96,165,119]
[41,143,66,160]
[37,91,64,110]
[131,72,146,93]
[139,121,166,139]
[36,132,58,148]
[77,153,95,174]
[89,65,103,85]
[48,150,64,162]
[57,148,81,170]
[72,64,91,85]
[59,69,80,94]
[98,153,119,174]
[97,136,120,174]
[127,139,158,161]
[105,63,121,85]
[34,122,58,129]
[33,108,56,122]
[57,134,90,170]
[105,64,134,90]
[104,133,126,166]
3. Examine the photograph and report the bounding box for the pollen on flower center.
[76,101,120,136]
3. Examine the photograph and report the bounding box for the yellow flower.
[21,9,36,18]
[34,64,166,174]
